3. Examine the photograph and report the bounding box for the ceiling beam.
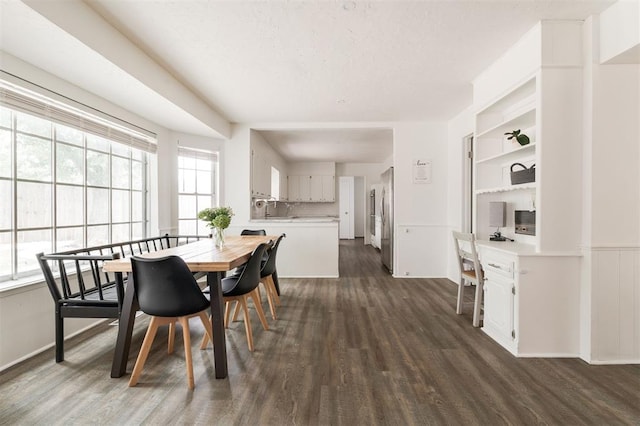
[22,0,231,139]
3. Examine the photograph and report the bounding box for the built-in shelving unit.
[475,182,536,195]
[474,76,538,225]
[472,21,585,358]
[476,143,536,165]
[473,57,582,253]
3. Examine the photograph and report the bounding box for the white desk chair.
[452,231,484,327]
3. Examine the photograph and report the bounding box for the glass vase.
[214,227,225,249]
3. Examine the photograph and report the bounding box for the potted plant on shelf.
[198,206,234,249]
[504,129,530,146]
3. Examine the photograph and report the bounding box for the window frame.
[177,147,219,237]
[0,106,151,284]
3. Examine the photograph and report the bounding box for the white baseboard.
[0,319,108,373]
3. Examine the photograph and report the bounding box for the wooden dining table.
[103,235,275,379]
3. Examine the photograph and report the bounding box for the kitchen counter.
[250,216,339,223]
[229,218,339,277]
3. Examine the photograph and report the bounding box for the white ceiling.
[259,127,394,163]
[1,0,615,163]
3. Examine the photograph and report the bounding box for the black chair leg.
[272,271,281,296]
[55,312,64,362]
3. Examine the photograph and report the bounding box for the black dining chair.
[201,242,270,352]
[128,255,213,390]
[231,229,268,277]
[259,233,285,320]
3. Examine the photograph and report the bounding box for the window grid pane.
[0,232,11,277]
[56,143,84,185]
[17,181,52,228]
[0,129,11,178]
[56,184,84,227]
[17,134,52,181]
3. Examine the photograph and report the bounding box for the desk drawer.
[482,254,514,279]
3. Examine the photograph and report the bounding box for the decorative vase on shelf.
[214,227,225,249]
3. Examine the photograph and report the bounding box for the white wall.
[581,14,640,363]
[337,162,387,186]
[600,0,640,64]
[446,105,474,283]
[0,283,98,370]
[393,122,449,278]
[225,125,252,223]
[170,131,226,233]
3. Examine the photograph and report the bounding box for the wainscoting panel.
[395,224,449,278]
[591,247,640,364]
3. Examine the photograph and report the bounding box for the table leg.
[208,271,228,379]
[111,272,138,378]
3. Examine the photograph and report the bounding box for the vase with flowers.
[198,206,234,249]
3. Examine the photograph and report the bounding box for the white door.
[339,176,354,239]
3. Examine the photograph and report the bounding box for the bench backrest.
[37,235,209,305]
[36,252,124,305]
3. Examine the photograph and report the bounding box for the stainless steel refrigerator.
[381,167,393,273]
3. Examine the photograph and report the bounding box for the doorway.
[463,134,474,232]
[339,176,354,239]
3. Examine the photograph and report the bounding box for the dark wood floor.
[1,239,639,425]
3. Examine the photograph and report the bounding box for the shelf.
[477,76,536,115]
[476,106,536,139]
[476,182,536,195]
[476,143,536,165]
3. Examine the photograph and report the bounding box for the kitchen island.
[229,216,339,277]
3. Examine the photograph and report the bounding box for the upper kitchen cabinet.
[251,150,270,198]
[311,175,335,202]
[289,175,335,202]
[287,175,310,201]
[250,130,288,200]
[287,162,336,203]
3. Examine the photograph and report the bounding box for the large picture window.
[0,83,154,283]
[178,147,218,236]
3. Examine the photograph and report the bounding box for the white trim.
[588,359,640,365]
[585,245,640,250]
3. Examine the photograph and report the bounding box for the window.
[271,166,280,200]
[178,147,218,236]
[0,81,154,283]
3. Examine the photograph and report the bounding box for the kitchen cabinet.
[310,175,335,202]
[288,175,334,202]
[478,242,581,357]
[287,175,311,201]
[481,248,516,352]
[287,176,299,201]
[251,150,270,198]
